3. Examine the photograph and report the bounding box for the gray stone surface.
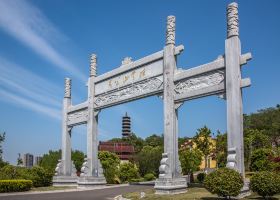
[77,176,106,188]
[52,175,77,187]
[155,178,187,194]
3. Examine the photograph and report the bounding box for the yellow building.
[180,137,217,170]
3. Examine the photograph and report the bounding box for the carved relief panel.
[67,108,88,126]
[174,70,225,95]
[94,77,163,109]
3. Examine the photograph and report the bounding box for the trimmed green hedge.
[0,180,32,193]
[204,168,243,198]
[250,171,280,199]
[144,173,156,181]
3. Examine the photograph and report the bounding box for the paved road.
[0,185,152,200]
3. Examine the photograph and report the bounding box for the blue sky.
[0,0,279,164]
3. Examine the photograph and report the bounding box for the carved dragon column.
[155,15,187,195]
[62,78,72,176]
[78,54,106,188]
[225,2,245,178]
[53,78,77,186]
[225,3,251,197]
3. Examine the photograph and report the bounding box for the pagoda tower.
[122,112,131,138]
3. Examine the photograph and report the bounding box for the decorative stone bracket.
[55,159,64,176]
[80,158,90,176]
[55,160,77,176]
[71,161,77,176]
[226,147,238,170]
[158,153,171,179]
[80,158,104,177]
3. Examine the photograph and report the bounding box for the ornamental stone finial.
[166,15,175,45]
[90,54,97,77]
[227,2,239,38]
[64,77,71,98]
[121,57,133,65]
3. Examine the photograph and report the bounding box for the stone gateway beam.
[53,1,252,195]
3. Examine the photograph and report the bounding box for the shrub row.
[0,180,32,193]
[204,168,280,199]
[143,173,156,181]
[0,165,52,187]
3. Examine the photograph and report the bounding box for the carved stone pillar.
[78,54,106,188]
[53,78,77,186]
[225,1,244,177]
[225,2,250,197]
[154,16,187,194]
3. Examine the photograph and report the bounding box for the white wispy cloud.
[0,0,86,81]
[0,57,112,140]
[0,88,61,120]
[0,56,63,120]
[0,57,61,108]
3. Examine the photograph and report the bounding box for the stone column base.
[52,176,78,187]
[77,176,106,188]
[237,179,251,199]
[154,177,187,194]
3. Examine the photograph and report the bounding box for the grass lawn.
[30,186,76,192]
[123,186,280,200]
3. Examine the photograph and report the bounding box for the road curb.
[0,184,129,197]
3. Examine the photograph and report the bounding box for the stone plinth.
[238,179,251,199]
[52,176,77,187]
[154,177,187,194]
[77,176,106,188]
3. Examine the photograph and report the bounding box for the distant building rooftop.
[98,141,135,160]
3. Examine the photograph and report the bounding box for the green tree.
[98,151,120,184]
[0,132,5,159]
[178,137,190,148]
[72,150,85,172]
[144,134,163,147]
[17,153,23,166]
[0,132,8,168]
[244,105,280,147]
[119,162,139,183]
[179,148,203,175]
[126,133,144,153]
[39,149,85,173]
[136,146,163,176]
[193,126,213,169]
[250,148,274,171]
[39,150,61,173]
[244,129,271,170]
[216,132,227,168]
